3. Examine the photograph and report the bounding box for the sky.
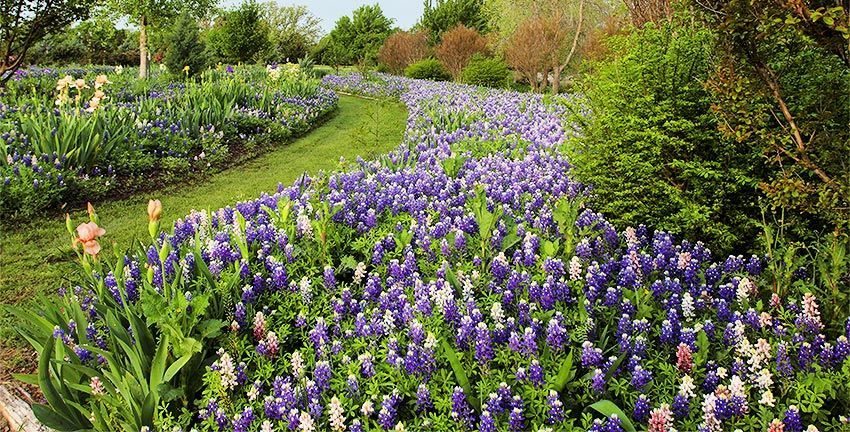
[221,0,425,34]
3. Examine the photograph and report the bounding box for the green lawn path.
[0,95,407,371]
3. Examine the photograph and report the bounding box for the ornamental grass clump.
[0,65,338,219]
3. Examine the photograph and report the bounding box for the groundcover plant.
[0,64,337,219]
[9,74,850,432]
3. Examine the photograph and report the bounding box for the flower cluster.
[0,65,338,218]
[33,73,850,432]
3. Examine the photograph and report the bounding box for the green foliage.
[206,0,269,64]
[261,3,321,63]
[6,211,221,431]
[405,58,451,81]
[18,109,133,169]
[325,5,394,68]
[164,11,207,77]
[762,225,850,333]
[28,22,140,66]
[0,0,96,82]
[420,0,489,44]
[105,0,216,29]
[569,17,765,255]
[699,0,850,238]
[460,54,510,88]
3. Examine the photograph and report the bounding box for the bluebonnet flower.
[474,322,493,364]
[783,406,803,432]
[591,368,605,393]
[633,394,650,422]
[630,365,652,390]
[672,394,690,418]
[451,386,475,429]
[416,383,432,412]
[547,390,564,424]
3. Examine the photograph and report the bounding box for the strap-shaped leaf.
[37,338,81,428]
[30,403,81,432]
[441,339,480,410]
[163,353,194,383]
[588,400,636,432]
[552,349,575,392]
[149,335,170,396]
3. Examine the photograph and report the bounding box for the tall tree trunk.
[139,15,148,79]
[553,0,586,94]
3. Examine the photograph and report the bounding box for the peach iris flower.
[147,199,162,222]
[75,222,106,256]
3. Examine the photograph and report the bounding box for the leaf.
[541,240,559,257]
[196,319,226,340]
[36,339,81,428]
[149,335,170,396]
[588,400,637,432]
[441,339,480,410]
[163,353,193,382]
[552,350,575,392]
[31,403,81,432]
[3,305,55,339]
[604,352,627,382]
[12,373,38,386]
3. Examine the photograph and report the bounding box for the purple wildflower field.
[12,73,850,432]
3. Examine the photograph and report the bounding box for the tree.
[435,24,488,80]
[420,0,488,44]
[485,0,605,92]
[622,0,671,25]
[164,10,206,76]
[262,3,321,62]
[208,0,268,63]
[326,5,393,69]
[698,0,850,233]
[378,31,430,74]
[107,0,218,78]
[547,8,584,94]
[76,18,119,64]
[0,0,96,84]
[504,17,551,92]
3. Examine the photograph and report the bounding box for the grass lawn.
[0,95,407,376]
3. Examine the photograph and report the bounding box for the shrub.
[568,18,765,255]
[701,1,850,240]
[208,0,269,64]
[461,54,510,88]
[164,11,207,77]
[404,58,451,81]
[435,24,488,80]
[311,65,334,78]
[377,31,430,75]
[420,0,488,44]
[504,15,561,93]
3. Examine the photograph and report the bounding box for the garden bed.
[0,65,338,221]
[7,74,850,432]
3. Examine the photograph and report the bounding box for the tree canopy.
[0,0,97,83]
[262,3,321,62]
[419,0,489,44]
[206,0,268,63]
[325,5,394,68]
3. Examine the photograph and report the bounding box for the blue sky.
[221,0,425,34]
